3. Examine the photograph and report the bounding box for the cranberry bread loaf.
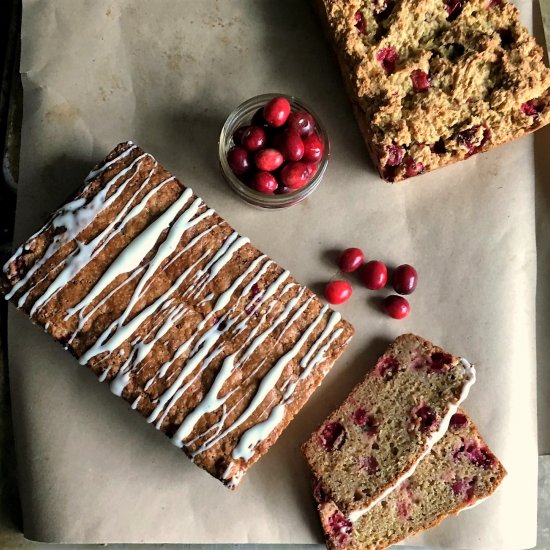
[316,0,550,181]
[302,334,475,515]
[316,411,506,550]
[1,141,354,488]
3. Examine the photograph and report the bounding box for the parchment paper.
[9,0,541,546]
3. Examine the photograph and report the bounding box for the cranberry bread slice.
[302,334,475,515]
[316,0,550,181]
[316,411,506,550]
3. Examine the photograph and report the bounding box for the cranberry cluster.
[227,96,325,194]
[323,247,418,319]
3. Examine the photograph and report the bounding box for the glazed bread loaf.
[1,141,354,488]
[316,411,506,550]
[316,0,550,181]
[302,334,475,515]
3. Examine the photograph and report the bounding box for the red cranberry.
[521,99,545,117]
[302,134,324,162]
[313,479,330,503]
[359,456,379,474]
[324,280,352,305]
[449,413,469,430]
[410,69,431,92]
[451,478,476,502]
[404,156,425,177]
[253,171,278,194]
[354,10,366,33]
[319,422,346,451]
[386,144,404,166]
[391,264,418,295]
[397,499,411,520]
[429,352,453,372]
[273,129,305,161]
[444,0,464,21]
[251,107,269,129]
[360,260,387,290]
[383,295,410,319]
[233,125,249,146]
[227,147,250,176]
[376,46,399,75]
[327,511,352,547]
[352,408,368,426]
[431,138,446,155]
[263,96,291,127]
[241,126,267,152]
[280,161,314,189]
[287,111,315,137]
[255,148,284,171]
[373,355,399,380]
[456,124,491,156]
[412,404,438,432]
[338,247,365,273]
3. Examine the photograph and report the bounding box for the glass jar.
[219,93,330,209]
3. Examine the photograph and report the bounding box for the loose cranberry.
[373,355,399,379]
[444,0,464,21]
[386,143,404,166]
[521,98,545,117]
[449,413,469,430]
[327,511,352,547]
[253,171,278,194]
[324,280,353,305]
[280,161,314,189]
[273,129,305,161]
[302,134,324,162]
[383,295,410,319]
[263,96,291,127]
[233,125,249,146]
[376,46,399,75]
[410,69,431,92]
[360,260,387,290]
[251,107,269,129]
[241,126,267,152]
[287,111,315,137]
[255,148,284,171]
[354,10,366,33]
[319,422,347,451]
[338,247,365,273]
[227,147,250,176]
[359,456,379,474]
[404,156,425,177]
[391,264,418,295]
[412,404,438,432]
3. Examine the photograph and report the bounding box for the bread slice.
[315,0,550,181]
[315,410,506,550]
[302,333,475,514]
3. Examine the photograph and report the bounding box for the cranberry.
[404,156,425,177]
[383,295,410,319]
[429,351,453,372]
[253,171,278,194]
[415,405,438,432]
[376,46,399,75]
[227,146,250,176]
[385,143,404,166]
[327,511,352,547]
[352,408,368,426]
[280,161,314,189]
[521,98,545,117]
[354,10,366,33]
[410,69,431,92]
[391,264,417,295]
[287,111,315,137]
[444,0,464,21]
[397,499,411,520]
[488,0,501,6]
[451,478,476,502]
[302,134,324,162]
[319,422,346,451]
[456,124,491,156]
[233,125,249,146]
[449,413,468,430]
[273,129,305,161]
[373,355,399,379]
[263,96,291,127]
[324,280,352,305]
[240,126,267,152]
[359,456,379,474]
[360,260,387,290]
[251,107,269,129]
[338,247,365,273]
[431,138,447,155]
[255,148,284,171]
[313,479,330,503]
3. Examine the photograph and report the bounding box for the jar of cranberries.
[219,93,330,208]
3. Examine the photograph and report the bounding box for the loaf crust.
[1,141,354,488]
[316,0,550,181]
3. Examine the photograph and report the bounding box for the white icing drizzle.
[85,142,137,182]
[348,358,477,523]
